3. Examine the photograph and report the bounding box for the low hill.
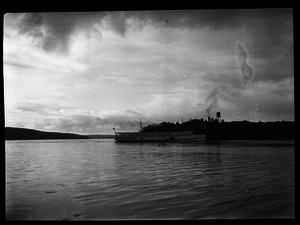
[5,127,90,140]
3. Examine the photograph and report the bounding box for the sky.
[4,9,294,134]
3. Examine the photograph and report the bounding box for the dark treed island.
[5,127,90,140]
[141,119,295,140]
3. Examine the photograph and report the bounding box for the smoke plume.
[205,89,219,116]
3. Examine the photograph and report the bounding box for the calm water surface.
[6,139,294,219]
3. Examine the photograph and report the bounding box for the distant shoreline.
[5,119,295,141]
[5,127,90,140]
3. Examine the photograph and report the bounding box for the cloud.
[4,9,294,132]
[236,9,293,84]
[127,10,243,31]
[6,9,289,54]
[11,100,151,134]
[5,12,149,54]
[5,13,104,53]
[4,59,37,70]
[199,65,294,121]
[34,114,151,134]
[201,71,243,114]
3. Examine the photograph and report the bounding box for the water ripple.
[6,139,294,219]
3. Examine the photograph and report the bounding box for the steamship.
[113,114,223,143]
[115,131,206,143]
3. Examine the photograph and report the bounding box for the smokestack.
[140,118,143,132]
[208,116,210,122]
[216,112,221,122]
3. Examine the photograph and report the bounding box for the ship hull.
[115,132,205,143]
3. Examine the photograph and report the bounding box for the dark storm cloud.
[104,12,131,36]
[7,11,147,53]
[7,12,104,53]
[152,9,244,30]
[6,9,292,54]
[139,8,292,34]
[0,10,243,52]
[245,9,293,47]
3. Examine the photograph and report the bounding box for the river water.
[5,139,294,220]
